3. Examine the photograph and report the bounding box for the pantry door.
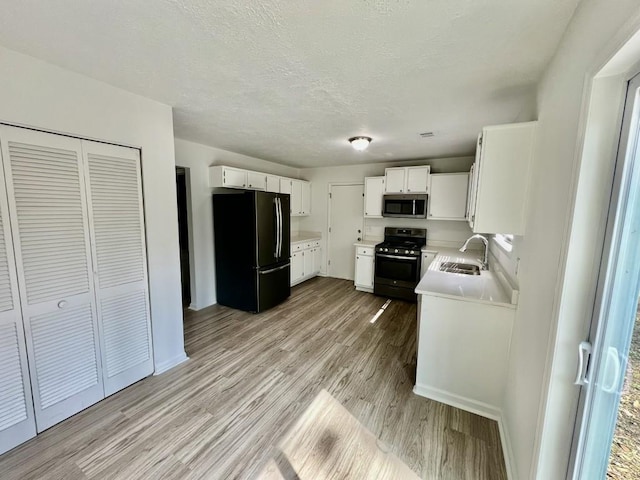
[0,125,104,432]
[81,140,153,396]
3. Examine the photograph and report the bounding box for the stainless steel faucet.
[459,234,489,270]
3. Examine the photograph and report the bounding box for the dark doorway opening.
[176,167,191,308]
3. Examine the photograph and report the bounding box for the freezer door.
[257,262,291,312]
[254,191,279,267]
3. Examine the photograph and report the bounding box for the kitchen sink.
[439,262,481,275]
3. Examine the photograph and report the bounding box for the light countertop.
[353,238,382,248]
[291,231,322,243]
[415,247,516,308]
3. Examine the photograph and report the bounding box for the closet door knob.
[57,300,68,309]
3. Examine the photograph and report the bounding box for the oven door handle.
[376,254,418,261]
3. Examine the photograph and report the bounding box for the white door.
[355,255,374,288]
[406,166,430,193]
[364,177,384,218]
[81,141,153,397]
[571,72,640,479]
[0,126,104,432]
[328,184,364,280]
[384,168,406,193]
[0,135,36,454]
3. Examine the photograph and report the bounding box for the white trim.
[154,351,189,375]
[413,383,516,480]
[413,383,501,420]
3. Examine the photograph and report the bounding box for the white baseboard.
[154,352,189,375]
[413,383,516,480]
[413,383,502,420]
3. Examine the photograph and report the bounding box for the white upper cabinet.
[301,181,311,216]
[247,171,267,190]
[468,121,537,235]
[211,166,247,189]
[210,166,311,216]
[428,173,469,221]
[364,177,385,217]
[406,166,430,193]
[290,179,311,216]
[384,168,407,193]
[384,166,430,193]
[280,177,292,194]
[266,174,280,193]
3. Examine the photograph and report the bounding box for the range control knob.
[394,249,398,253]
[405,250,409,254]
[410,250,415,254]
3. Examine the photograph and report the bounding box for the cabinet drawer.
[292,243,304,252]
[357,246,374,256]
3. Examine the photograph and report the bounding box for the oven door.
[374,253,420,288]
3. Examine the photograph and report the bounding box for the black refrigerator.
[212,191,291,313]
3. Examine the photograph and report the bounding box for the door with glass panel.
[571,73,640,479]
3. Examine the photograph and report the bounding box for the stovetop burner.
[375,227,427,257]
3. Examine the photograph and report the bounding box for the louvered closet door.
[0,125,104,432]
[0,134,36,454]
[81,140,153,396]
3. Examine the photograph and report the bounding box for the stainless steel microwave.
[382,194,428,218]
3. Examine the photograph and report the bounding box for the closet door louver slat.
[82,141,153,396]
[0,131,37,455]
[0,126,104,433]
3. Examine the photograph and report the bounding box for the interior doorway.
[327,183,364,281]
[176,167,191,308]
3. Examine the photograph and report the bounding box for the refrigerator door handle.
[259,263,290,275]
[277,197,282,258]
[274,198,279,258]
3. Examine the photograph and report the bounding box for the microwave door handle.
[412,199,416,215]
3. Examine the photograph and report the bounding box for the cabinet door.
[384,168,406,193]
[364,177,385,217]
[301,182,311,215]
[0,133,36,455]
[303,249,313,278]
[313,247,322,274]
[355,254,374,288]
[421,252,437,278]
[266,175,280,193]
[280,178,292,195]
[428,173,469,220]
[291,180,303,216]
[0,126,103,433]
[406,166,430,193]
[223,167,247,188]
[247,171,267,190]
[291,252,304,284]
[82,141,153,397]
[467,135,482,229]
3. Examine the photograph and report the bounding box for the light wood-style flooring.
[0,277,507,479]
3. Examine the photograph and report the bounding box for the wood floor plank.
[0,277,507,479]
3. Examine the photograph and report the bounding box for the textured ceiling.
[0,0,580,167]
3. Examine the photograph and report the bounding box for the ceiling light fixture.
[349,136,372,151]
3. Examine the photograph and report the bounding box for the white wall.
[298,157,475,274]
[502,1,640,478]
[174,138,300,310]
[0,46,186,373]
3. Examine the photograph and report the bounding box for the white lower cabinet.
[421,251,437,278]
[290,239,322,286]
[0,125,153,454]
[354,246,375,292]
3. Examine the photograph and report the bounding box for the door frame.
[326,182,364,279]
